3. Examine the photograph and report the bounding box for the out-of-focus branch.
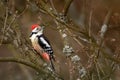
[102,51,120,63]
[0,2,28,45]
[103,10,112,25]
[86,9,114,79]
[5,4,28,32]
[88,10,93,41]
[0,6,8,46]
[62,0,74,16]
[0,39,11,44]
[49,0,57,13]
[31,0,85,35]
[0,57,63,79]
[97,9,112,58]
[0,57,41,72]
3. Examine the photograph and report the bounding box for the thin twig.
[49,0,57,14]
[95,63,101,80]
[0,6,8,46]
[0,4,28,45]
[34,0,86,36]
[67,29,84,48]
[96,10,112,58]
[102,50,120,63]
[88,10,93,42]
[62,0,74,16]
[6,4,28,32]
[87,10,93,57]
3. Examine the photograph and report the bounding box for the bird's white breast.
[30,34,37,43]
[30,34,39,49]
[30,34,43,53]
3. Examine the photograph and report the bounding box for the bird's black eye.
[37,27,42,31]
[36,27,39,30]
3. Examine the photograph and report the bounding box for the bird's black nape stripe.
[29,32,38,37]
[29,33,33,37]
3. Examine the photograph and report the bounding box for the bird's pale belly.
[31,36,43,53]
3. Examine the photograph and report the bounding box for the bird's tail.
[50,55,56,61]
[41,52,56,71]
[49,55,55,71]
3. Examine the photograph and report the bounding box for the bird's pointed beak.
[41,26,44,31]
[39,26,44,33]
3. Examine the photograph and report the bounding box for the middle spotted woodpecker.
[29,24,55,64]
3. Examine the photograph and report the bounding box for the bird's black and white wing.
[38,34,56,70]
[37,35,53,54]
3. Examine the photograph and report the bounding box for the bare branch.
[32,0,86,36]
[88,10,93,40]
[103,9,112,25]
[0,57,41,72]
[102,51,120,63]
[97,10,112,58]
[49,0,57,14]
[62,0,74,16]
[0,6,9,46]
[0,57,64,79]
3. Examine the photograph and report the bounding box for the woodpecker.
[29,24,55,63]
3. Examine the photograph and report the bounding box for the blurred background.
[0,0,120,80]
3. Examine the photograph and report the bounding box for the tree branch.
[62,0,74,16]
[0,57,64,79]
[32,0,85,35]
[102,51,120,63]
[0,6,9,46]
[0,57,42,72]
[97,9,112,58]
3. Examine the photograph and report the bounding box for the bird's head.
[31,24,43,33]
[30,24,44,37]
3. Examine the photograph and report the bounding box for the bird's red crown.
[31,24,39,30]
